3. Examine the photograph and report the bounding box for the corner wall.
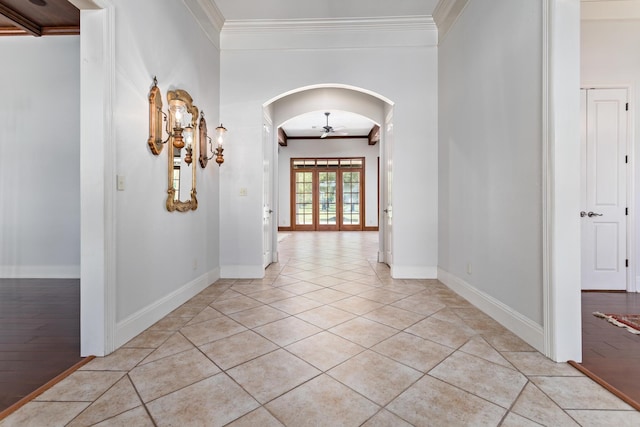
[438,0,545,346]
[220,18,438,278]
[113,0,222,346]
[0,36,80,278]
[78,0,223,353]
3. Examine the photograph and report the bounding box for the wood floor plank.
[581,291,640,406]
[0,278,82,412]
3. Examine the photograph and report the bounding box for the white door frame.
[76,0,117,357]
[380,107,394,267]
[542,0,582,362]
[262,113,275,268]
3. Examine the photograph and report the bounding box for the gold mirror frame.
[148,77,164,155]
[166,89,198,212]
[199,112,209,168]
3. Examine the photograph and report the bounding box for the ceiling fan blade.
[320,132,329,138]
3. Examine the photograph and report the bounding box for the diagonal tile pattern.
[3,231,638,426]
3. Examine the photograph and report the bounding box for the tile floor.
[3,232,639,426]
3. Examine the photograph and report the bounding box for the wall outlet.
[193,258,198,270]
[466,262,472,275]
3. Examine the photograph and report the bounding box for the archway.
[262,85,395,269]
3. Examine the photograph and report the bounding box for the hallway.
[2,232,638,426]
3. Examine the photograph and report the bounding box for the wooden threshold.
[568,360,640,411]
[0,355,95,421]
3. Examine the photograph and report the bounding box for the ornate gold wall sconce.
[147,76,199,212]
[199,112,227,168]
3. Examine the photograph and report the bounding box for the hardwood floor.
[0,279,82,412]
[581,291,640,405]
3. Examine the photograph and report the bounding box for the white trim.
[102,0,117,360]
[223,16,435,32]
[433,0,470,43]
[221,16,437,50]
[221,265,265,279]
[115,268,220,348]
[78,0,116,357]
[182,0,224,49]
[543,0,582,362]
[391,265,437,280]
[0,265,80,279]
[542,0,553,364]
[438,268,545,352]
[626,89,637,292]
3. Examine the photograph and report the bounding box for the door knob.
[383,209,389,213]
[587,211,603,217]
[580,211,587,217]
[268,209,273,214]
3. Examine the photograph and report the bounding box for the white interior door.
[263,119,273,269]
[580,88,628,290]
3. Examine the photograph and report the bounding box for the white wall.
[581,10,640,290]
[91,0,222,346]
[438,0,544,331]
[278,139,379,229]
[220,18,438,278]
[0,36,80,278]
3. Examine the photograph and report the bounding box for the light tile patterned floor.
[3,232,639,426]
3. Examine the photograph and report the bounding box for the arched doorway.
[262,85,394,270]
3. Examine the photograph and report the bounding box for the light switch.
[239,188,248,196]
[117,175,125,191]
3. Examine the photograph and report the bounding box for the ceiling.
[0,0,79,36]
[281,110,376,139]
[213,1,438,140]
[0,0,429,137]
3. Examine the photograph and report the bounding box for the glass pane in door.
[342,171,360,225]
[318,171,337,225]
[295,171,313,225]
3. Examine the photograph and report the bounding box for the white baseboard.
[221,265,264,279]
[0,265,80,279]
[115,268,220,349]
[391,265,437,279]
[635,275,640,293]
[437,267,544,353]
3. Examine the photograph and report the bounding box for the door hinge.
[626,259,629,268]
[626,155,628,164]
[626,102,629,111]
[626,207,628,215]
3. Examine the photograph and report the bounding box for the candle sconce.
[147,77,198,212]
[199,112,226,168]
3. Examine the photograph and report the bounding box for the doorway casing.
[262,84,394,269]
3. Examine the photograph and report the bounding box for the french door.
[292,158,363,231]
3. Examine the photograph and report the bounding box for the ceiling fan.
[319,112,347,138]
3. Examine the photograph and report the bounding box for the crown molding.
[182,0,225,48]
[221,16,437,50]
[222,16,435,33]
[433,0,470,43]
[581,0,640,20]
